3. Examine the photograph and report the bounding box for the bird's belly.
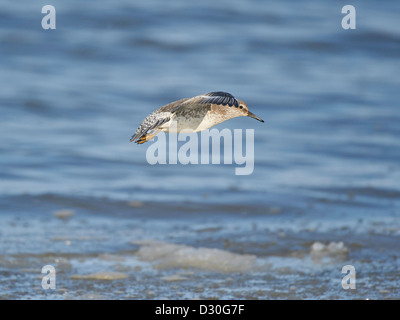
[164,113,223,133]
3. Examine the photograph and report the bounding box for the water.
[1,0,400,299]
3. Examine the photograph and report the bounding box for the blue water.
[1,0,400,299]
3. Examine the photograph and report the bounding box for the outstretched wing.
[196,91,239,107]
[171,91,239,113]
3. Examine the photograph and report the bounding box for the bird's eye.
[239,105,243,109]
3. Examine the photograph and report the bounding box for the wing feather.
[197,91,239,107]
[171,91,239,114]
[130,98,188,143]
[130,114,170,143]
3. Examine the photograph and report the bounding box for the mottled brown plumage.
[130,92,263,144]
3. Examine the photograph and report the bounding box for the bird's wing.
[130,98,188,143]
[130,114,170,143]
[171,92,239,113]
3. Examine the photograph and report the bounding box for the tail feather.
[133,130,161,144]
[135,134,149,144]
[129,131,142,143]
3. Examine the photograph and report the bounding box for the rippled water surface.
[1,0,400,299]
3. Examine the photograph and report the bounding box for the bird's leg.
[136,129,161,144]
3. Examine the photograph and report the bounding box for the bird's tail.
[129,132,141,143]
[130,130,161,144]
[134,134,149,144]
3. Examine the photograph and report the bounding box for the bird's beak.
[247,110,264,123]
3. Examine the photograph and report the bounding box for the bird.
[130,91,264,144]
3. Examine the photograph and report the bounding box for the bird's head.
[236,100,264,123]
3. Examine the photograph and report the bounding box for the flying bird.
[130,91,264,144]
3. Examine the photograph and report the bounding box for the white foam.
[132,240,258,273]
[310,241,349,260]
